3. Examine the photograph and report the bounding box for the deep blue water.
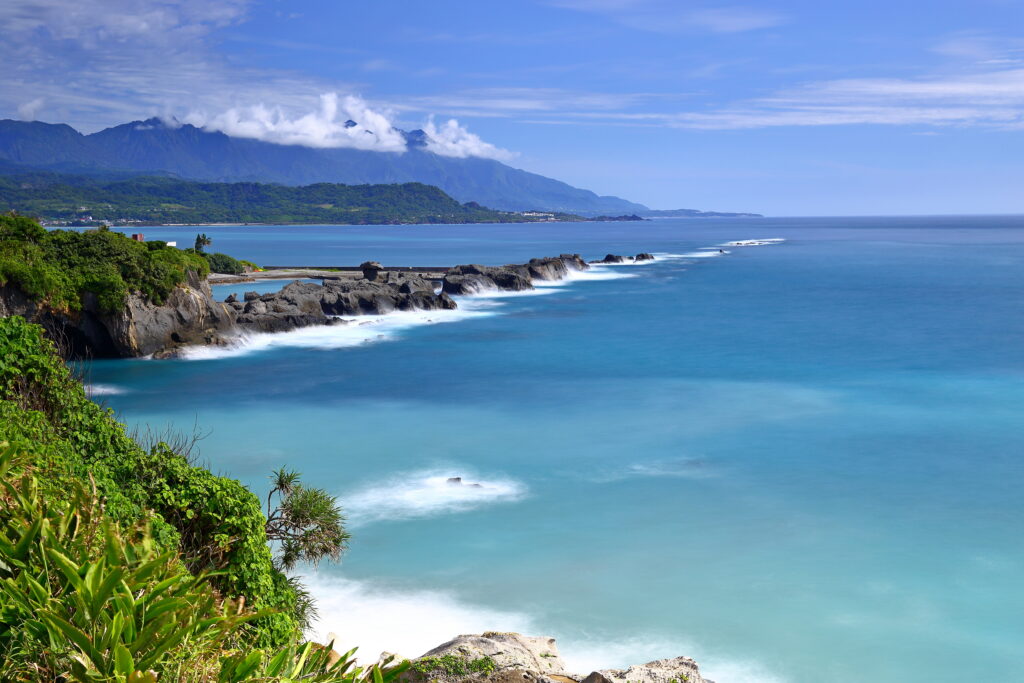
[88,217,1024,683]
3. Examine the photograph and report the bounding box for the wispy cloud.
[663,67,1024,129]
[548,0,785,34]
[481,67,1024,131]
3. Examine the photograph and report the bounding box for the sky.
[2,0,1023,215]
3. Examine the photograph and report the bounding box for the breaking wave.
[342,469,527,526]
[302,575,786,682]
[86,383,129,396]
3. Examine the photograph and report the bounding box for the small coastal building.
[130,233,144,242]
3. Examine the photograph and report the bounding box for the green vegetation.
[411,655,497,678]
[0,316,403,680]
[265,467,350,572]
[0,214,208,312]
[0,173,585,225]
[193,233,212,253]
[205,251,245,275]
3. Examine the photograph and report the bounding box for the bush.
[0,316,297,647]
[205,251,245,275]
[0,444,409,682]
[0,215,209,312]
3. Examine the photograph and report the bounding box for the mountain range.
[0,118,656,215]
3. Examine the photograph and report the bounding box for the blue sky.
[2,0,1023,215]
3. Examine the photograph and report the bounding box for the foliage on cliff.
[0,173,574,224]
[0,214,209,312]
[0,444,407,682]
[0,316,299,649]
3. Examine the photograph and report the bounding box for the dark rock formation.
[442,254,588,295]
[225,278,456,328]
[0,270,235,359]
[360,261,384,281]
[592,254,626,264]
[634,253,655,261]
[0,250,638,358]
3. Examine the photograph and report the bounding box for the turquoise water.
[88,218,1024,683]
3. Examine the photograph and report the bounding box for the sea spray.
[342,469,527,526]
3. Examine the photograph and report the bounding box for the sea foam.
[720,238,786,247]
[533,265,638,286]
[179,306,495,360]
[302,574,785,683]
[342,469,527,526]
[86,383,129,396]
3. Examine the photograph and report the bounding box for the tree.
[265,467,350,571]
[194,232,211,253]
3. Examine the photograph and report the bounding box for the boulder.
[405,633,711,683]
[592,254,626,264]
[361,261,384,281]
[588,657,708,683]
[243,290,260,301]
[417,632,568,679]
[634,253,655,262]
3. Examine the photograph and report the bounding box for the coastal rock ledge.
[399,632,710,683]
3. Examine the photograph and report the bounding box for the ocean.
[85,216,1024,683]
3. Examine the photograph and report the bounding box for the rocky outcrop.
[442,255,588,295]
[592,254,626,264]
[223,278,456,333]
[0,270,235,358]
[634,253,655,262]
[1,251,641,358]
[581,658,706,683]
[403,633,710,683]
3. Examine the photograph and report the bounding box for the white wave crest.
[534,266,638,287]
[343,469,527,526]
[303,575,785,682]
[179,307,495,360]
[588,458,713,483]
[720,238,786,247]
[86,383,128,396]
[653,250,730,260]
[304,574,534,661]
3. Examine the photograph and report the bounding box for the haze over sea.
[87,217,1024,683]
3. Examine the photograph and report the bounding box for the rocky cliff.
[0,270,235,358]
[0,253,596,358]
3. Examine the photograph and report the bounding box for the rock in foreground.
[403,633,710,683]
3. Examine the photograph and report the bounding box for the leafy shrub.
[0,215,209,312]
[0,444,409,682]
[0,316,297,646]
[205,251,245,275]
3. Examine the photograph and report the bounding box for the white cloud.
[176,93,514,158]
[423,117,516,160]
[17,97,45,121]
[184,93,408,152]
